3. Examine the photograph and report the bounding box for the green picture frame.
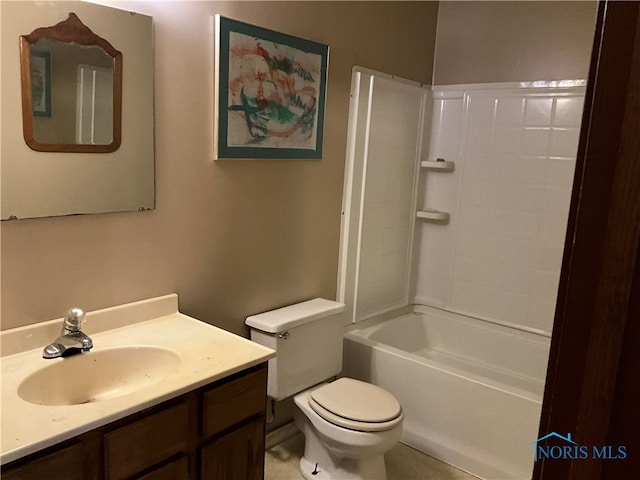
[214,16,328,159]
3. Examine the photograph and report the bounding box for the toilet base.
[299,447,387,480]
[295,399,389,480]
[293,383,402,480]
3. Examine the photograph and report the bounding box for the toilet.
[245,298,403,480]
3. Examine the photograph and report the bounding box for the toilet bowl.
[293,378,403,480]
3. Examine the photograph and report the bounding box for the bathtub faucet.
[42,308,93,359]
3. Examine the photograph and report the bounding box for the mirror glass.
[20,13,122,153]
[30,38,115,146]
[1,3,154,220]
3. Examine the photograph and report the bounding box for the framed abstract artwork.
[214,15,328,159]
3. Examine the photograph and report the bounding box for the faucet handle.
[64,307,86,332]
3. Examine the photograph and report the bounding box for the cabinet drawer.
[203,366,267,438]
[2,442,86,480]
[105,401,190,480]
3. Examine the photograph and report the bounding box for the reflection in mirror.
[20,13,122,153]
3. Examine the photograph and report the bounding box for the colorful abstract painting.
[214,16,328,159]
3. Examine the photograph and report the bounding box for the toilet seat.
[308,378,402,432]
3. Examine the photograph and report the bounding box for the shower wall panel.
[414,83,585,335]
[338,68,428,323]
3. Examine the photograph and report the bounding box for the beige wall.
[0,1,438,334]
[433,1,598,85]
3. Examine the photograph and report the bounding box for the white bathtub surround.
[340,74,585,334]
[343,306,550,480]
[338,72,585,480]
[415,82,586,335]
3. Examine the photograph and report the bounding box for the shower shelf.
[421,160,455,172]
[416,209,450,224]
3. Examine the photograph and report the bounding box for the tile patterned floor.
[265,433,478,480]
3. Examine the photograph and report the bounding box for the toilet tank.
[245,298,345,401]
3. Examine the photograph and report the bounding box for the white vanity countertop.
[0,294,275,465]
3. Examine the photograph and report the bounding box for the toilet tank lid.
[245,298,345,333]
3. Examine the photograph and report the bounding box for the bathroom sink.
[18,346,181,406]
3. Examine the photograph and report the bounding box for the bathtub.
[342,305,550,480]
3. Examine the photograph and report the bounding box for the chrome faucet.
[42,308,93,359]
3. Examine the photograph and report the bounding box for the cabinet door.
[2,443,88,480]
[200,418,265,480]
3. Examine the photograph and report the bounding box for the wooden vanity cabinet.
[2,363,268,480]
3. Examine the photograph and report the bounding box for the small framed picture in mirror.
[30,50,51,117]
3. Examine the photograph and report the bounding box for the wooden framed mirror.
[20,12,122,153]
